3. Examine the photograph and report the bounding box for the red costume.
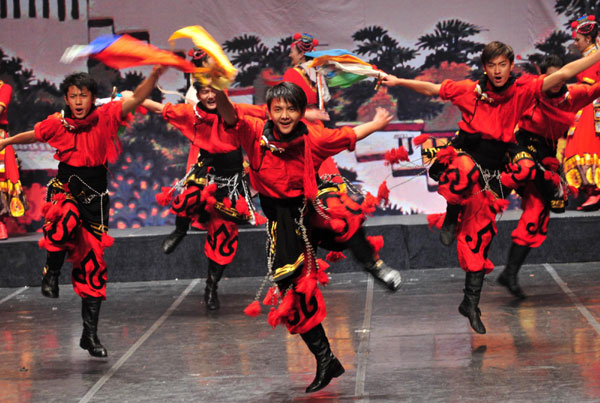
[563,46,600,193]
[513,82,600,247]
[436,75,543,272]
[0,82,26,239]
[160,102,267,266]
[34,101,124,299]
[238,113,356,334]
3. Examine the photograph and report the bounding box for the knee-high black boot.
[205,259,225,310]
[440,203,461,246]
[346,228,402,291]
[497,242,530,299]
[458,270,486,334]
[80,296,108,357]
[300,324,345,393]
[162,215,191,254]
[41,250,66,298]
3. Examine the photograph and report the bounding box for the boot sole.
[458,305,486,334]
[79,341,108,357]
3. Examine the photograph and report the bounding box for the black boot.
[205,259,225,310]
[41,251,66,298]
[300,324,345,393]
[347,228,402,291]
[458,270,486,334]
[497,242,530,299]
[80,296,108,357]
[440,204,461,246]
[162,215,190,254]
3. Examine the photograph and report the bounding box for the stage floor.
[2,261,600,402]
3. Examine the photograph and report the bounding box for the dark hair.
[60,72,98,97]
[539,55,564,74]
[481,41,514,66]
[266,82,307,113]
[193,81,205,94]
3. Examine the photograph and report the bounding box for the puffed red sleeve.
[439,79,471,102]
[162,103,197,142]
[34,114,63,142]
[310,126,357,161]
[568,82,600,111]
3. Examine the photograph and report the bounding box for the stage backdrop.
[0,0,580,233]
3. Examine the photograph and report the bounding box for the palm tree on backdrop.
[334,25,442,122]
[523,30,574,74]
[223,34,293,87]
[416,19,486,69]
[555,0,600,25]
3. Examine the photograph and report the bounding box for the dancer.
[0,80,27,239]
[383,41,600,334]
[283,32,402,291]
[498,55,600,298]
[563,15,600,210]
[0,67,165,356]
[218,82,392,393]
[144,54,266,310]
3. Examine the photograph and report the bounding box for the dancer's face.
[197,87,217,111]
[482,55,514,88]
[64,85,95,119]
[574,33,592,53]
[289,45,305,66]
[269,98,303,136]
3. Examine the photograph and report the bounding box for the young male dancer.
[383,41,600,334]
[0,67,165,356]
[218,82,393,393]
[498,55,600,298]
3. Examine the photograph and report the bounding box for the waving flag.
[168,26,237,90]
[305,49,384,88]
[61,34,196,72]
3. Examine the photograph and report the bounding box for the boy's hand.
[372,107,393,127]
[381,74,401,87]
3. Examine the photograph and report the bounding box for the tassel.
[51,193,66,203]
[200,183,217,202]
[101,233,114,248]
[155,186,173,206]
[367,235,384,256]
[243,301,261,317]
[317,269,330,285]
[361,192,378,215]
[544,170,561,187]
[492,198,510,212]
[413,133,430,146]
[325,251,346,262]
[541,156,560,172]
[316,258,330,271]
[262,287,278,306]
[222,197,232,209]
[377,180,390,205]
[267,307,281,328]
[254,213,267,225]
[45,204,62,223]
[235,197,250,216]
[427,213,445,229]
[436,146,457,165]
[384,146,409,166]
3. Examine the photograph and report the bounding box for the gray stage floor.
[2,262,600,402]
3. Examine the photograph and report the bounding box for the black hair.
[539,55,564,74]
[60,72,98,97]
[481,41,515,66]
[265,82,307,113]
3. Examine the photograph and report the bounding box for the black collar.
[262,120,308,144]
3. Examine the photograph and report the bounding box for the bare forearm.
[0,130,36,151]
[121,68,163,117]
[543,51,600,92]
[384,76,441,96]
[353,120,387,141]
[142,99,165,114]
